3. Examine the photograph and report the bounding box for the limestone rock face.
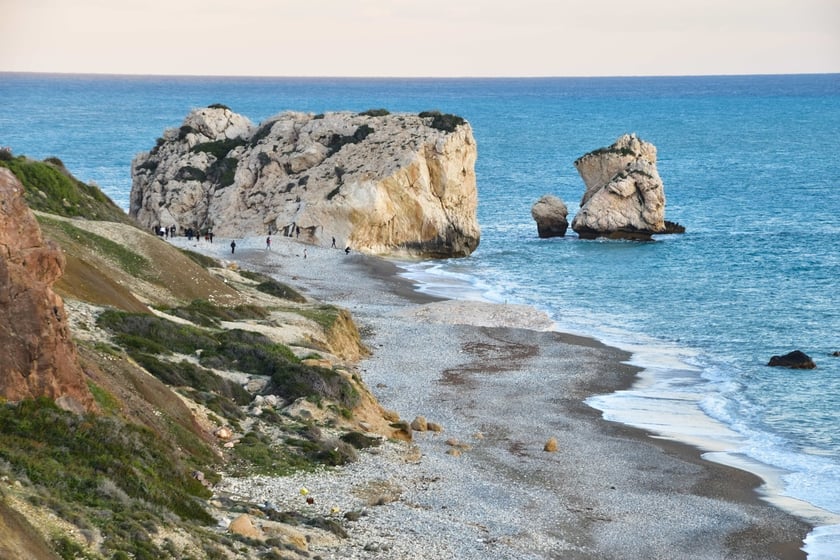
[571,134,667,240]
[531,195,568,238]
[0,168,95,413]
[130,107,480,258]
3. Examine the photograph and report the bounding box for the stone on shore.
[531,194,569,238]
[544,437,559,452]
[228,514,261,539]
[571,133,670,240]
[411,415,428,431]
[130,107,480,258]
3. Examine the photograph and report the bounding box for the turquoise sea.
[1,72,839,557]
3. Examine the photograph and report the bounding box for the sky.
[1,0,838,77]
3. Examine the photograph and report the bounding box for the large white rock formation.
[130,107,480,258]
[571,134,667,240]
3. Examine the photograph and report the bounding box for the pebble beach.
[173,234,811,560]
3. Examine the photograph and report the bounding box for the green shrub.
[207,103,231,111]
[230,429,315,476]
[135,160,158,173]
[182,388,246,421]
[175,165,207,182]
[296,304,341,330]
[238,270,306,303]
[165,299,269,328]
[131,354,251,406]
[0,398,214,538]
[269,363,360,409]
[257,152,272,166]
[178,125,197,140]
[359,108,389,117]
[190,138,246,160]
[96,310,218,355]
[216,157,238,187]
[250,121,276,145]
[339,431,382,449]
[87,381,121,414]
[0,156,128,222]
[199,328,298,376]
[178,248,221,268]
[419,110,466,132]
[324,124,374,157]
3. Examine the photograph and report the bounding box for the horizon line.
[2,70,839,81]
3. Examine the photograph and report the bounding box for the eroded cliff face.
[130,108,480,258]
[0,168,94,413]
[571,134,666,240]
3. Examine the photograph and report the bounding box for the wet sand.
[183,236,812,559]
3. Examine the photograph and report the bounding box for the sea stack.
[130,107,480,258]
[571,134,669,240]
[531,194,569,238]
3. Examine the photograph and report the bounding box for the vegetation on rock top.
[0,152,135,224]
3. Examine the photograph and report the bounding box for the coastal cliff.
[0,158,420,559]
[0,168,95,413]
[130,107,480,258]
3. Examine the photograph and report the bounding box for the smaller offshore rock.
[571,133,679,240]
[531,195,568,238]
[767,350,816,369]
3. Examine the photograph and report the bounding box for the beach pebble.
[411,415,428,431]
[427,422,444,432]
[544,437,559,452]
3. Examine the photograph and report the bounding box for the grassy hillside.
[0,150,135,224]
[0,162,390,560]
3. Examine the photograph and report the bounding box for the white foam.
[397,258,840,557]
[803,524,840,560]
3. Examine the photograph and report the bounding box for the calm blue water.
[2,73,839,556]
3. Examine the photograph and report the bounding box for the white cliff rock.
[571,134,668,240]
[130,107,480,257]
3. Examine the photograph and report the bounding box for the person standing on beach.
[331,236,336,248]
[230,240,236,254]
[266,236,271,250]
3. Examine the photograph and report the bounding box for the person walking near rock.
[266,236,271,250]
[230,240,236,254]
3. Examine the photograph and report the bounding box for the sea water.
[1,73,838,557]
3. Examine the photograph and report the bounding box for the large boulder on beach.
[130,107,480,258]
[767,350,816,369]
[531,195,568,238]
[0,168,95,413]
[571,134,674,240]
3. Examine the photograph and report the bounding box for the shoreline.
[179,236,812,558]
